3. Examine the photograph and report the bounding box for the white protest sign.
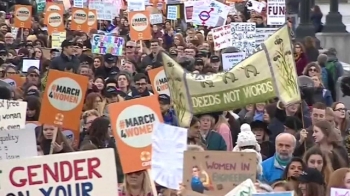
[247,0,266,13]
[11,27,18,39]
[150,14,163,24]
[255,28,278,46]
[152,123,187,190]
[0,149,118,195]
[231,22,256,56]
[192,1,220,27]
[209,0,230,26]
[0,99,27,131]
[331,188,350,196]
[88,0,115,20]
[128,0,145,11]
[267,0,286,25]
[167,5,178,20]
[224,179,256,196]
[212,24,232,51]
[0,129,37,160]
[222,52,246,70]
[22,59,40,73]
[73,0,84,8]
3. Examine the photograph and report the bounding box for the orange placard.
[129,11,152,41]
[45,11,65,35]
[25,121,80,148]
[88,9,97,32]
[108,96,163,173]
[44,3,64,25]
[14,5,32,29]
[148,67,170,96]
[39,70,88,131]
[2,74,25,88]
[71,8,89,32]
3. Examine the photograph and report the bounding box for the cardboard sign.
[108,95,163,173]
[88,9,98,32]
[14,5,32,28]
[46,10,65,35]
[39,70,88,130]
[129,11,152,41]
[0,99,27,131]
[0,149,118,196]
[148,67,170,96]
[91,34,124,56]
[2,74,25,88]
[71,8,89,31]
[183,151,257,196]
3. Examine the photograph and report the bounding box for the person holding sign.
[37,124,74,155]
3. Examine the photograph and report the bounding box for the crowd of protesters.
[0,1,350,196]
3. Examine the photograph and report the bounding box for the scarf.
[275,154,290,167]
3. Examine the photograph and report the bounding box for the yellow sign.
[162,25,300,127]
[51,32,66,49]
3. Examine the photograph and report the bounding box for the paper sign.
[22,59,40,72]
[192,5,220,27]
[88,0,114,20]
[45,10,65,35]
[0,128,37,160]
[0,149,118,196]
[150,14,163,24]
[222,52,246,70]
[167,5,178,20]
[148,67,170,96]
[39,70,88,131]
[14,5,32,29]
[247,0,266,13]
[255,28,278,46]
[252,192,294,196]
[162,25,301,127]
[108,96,164,173]
[212,24,232,51]
[74,0,84,8]
[51,32,67,49]
[183,151,257,196]
[331,188,350,196]
[88,9,98,32]
[129,11,152,40]
[128,0,146,11]
[208,0,230,26]
[91,34,124,56]
[11,27,18,39]
[231,22,256,56]
[225,179,257,196]
[267,0,286,25]
[0,99,27,131]
[71,8,89,31]
[184,1,194,22]
[151,123,187,190]
[36,0,46,12]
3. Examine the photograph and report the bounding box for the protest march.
[0,0,350,195]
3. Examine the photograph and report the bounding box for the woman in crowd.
[294,42,309,76]
[83,92,103,111]
[327,168,350,192]
[119,170,153,196]
[297,168,326,196]
[281,157,305,190]
[303,146,334,184]
[312,120,349,169]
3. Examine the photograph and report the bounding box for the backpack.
[321,67,329,89]
[325,60,338,86]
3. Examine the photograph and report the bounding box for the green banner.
[162,25,301,127]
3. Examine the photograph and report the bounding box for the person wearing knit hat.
[233,123,261,152]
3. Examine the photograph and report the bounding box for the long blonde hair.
[122,170,152,196]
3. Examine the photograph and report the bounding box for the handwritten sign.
[167,5,178,20]
[0,99,27,131]
[212,24,232,51]
[267,0,286,25]
[222,52,246,70]
[0,129,37,160]
[150,14,163,24]
[91,34,124,56]
[51,32,66,49]
[255,28,278,46]
[183,151,256,196]
[231,22,256,56]
[128,0,145,11]
[331,188,350,196]
[0,149,118,196]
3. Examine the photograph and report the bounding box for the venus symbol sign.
[199,8,214,25]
